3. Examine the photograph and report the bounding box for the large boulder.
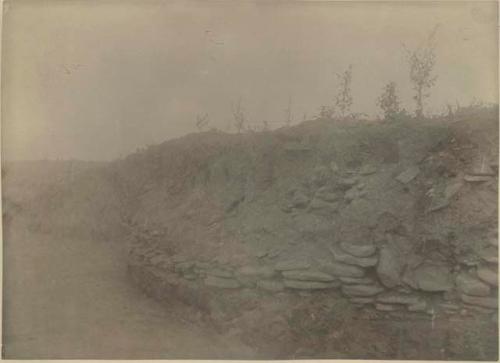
[456,273,491,297]
[376,245,403,288]
[412,264,453,292]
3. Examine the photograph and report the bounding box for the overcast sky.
[2,0,498,161]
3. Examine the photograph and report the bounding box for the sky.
[2,0,498,161]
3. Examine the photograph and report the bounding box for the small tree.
[318,105,334,119]
[334,64,353,118]
[284,95,293,126]
[195,113,209,131]
[403,26,439,118]
[377,82,400,120]
[231,98,247,133]
[262,120,269,131]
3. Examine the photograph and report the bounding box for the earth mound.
[4,107,498,359]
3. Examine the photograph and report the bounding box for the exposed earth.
[2,106,499,359]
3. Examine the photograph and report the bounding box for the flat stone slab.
[308,198,339,214]
[150,255,169,265]
[275,260,311,271]
[461,294,498,309]
[204,276,241,289]
[456,273,491,296]
[340,242,377,258]
[375,303,397,312]
[321,261,365,278]
[339,276,376,285]
[350,297,375,305]
[338,177,358,188]
[174,261,195,273]
[329,245,378,267]
[395,166,420,184]
[469,155,496,176]
[412,264,453,292]
[341,284,385,297]
[407,300,427,312]
[376,246,403,288]
[478,248,499,264]
[237,265,276,279]
[464,175,493,183]
[477,267,498,287]
[282,270,336,282]
[315,189,342,202]
[444,180,463,199]
[376,292,421,305]
[284,279,340,290]
[359,164,378,175]
[256,280,285,292]
[206,267,233,278]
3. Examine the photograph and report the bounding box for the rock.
[172,255,189,263]
[183,273,198,280]
[344,187,360,202]
[395,166,420,184]
[339,276,376,285]
[329,245,378,267]
[427,196,450,213]
[477,266,498,287]
[375,303,397,312]
[284,280,340,290]
[489,237,498,247]
[311,166,332,187]
[282,270,336,282]
[308,198,339,214]
[292,213,333,234]
[461,294,498,309]
[341,284,385,297]
[470,155,496,176]
[456,273,491,296]
[478,248,499,264]
[444,180,463,199]
[376,292,421,305]
[150,255,168,265]
[321,261,365,278]
[204,276,240,289]
[359,164,377,175]
[275,259,310,271]
[350,297,374,304]
[464,175,493,183]
[256,280,285,292]
[315,188,341,202]
[206,267,233,278]
[412,264,453,292]
[340,242,376,257]
[338,177,358,189]
[441,302,460,312]
[291,190,310,208]
[195,261,211,270]
[328,160,340,172]
[407,300,427,312]
[376,245,403,288]
[174,261,194,274]
[237,265,275,279]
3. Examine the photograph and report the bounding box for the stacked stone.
[128,234,497,316]
[456,237,498,311]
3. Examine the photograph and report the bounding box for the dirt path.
[2,221,254,359]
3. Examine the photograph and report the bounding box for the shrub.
[377,82,400,120]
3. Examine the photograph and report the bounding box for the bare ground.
[2,218,254,359]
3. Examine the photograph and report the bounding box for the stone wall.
[128,234,498,317]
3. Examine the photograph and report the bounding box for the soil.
[2,217,254,359]
[2,106,499,359]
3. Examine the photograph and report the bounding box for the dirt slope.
[2,106,498,359]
